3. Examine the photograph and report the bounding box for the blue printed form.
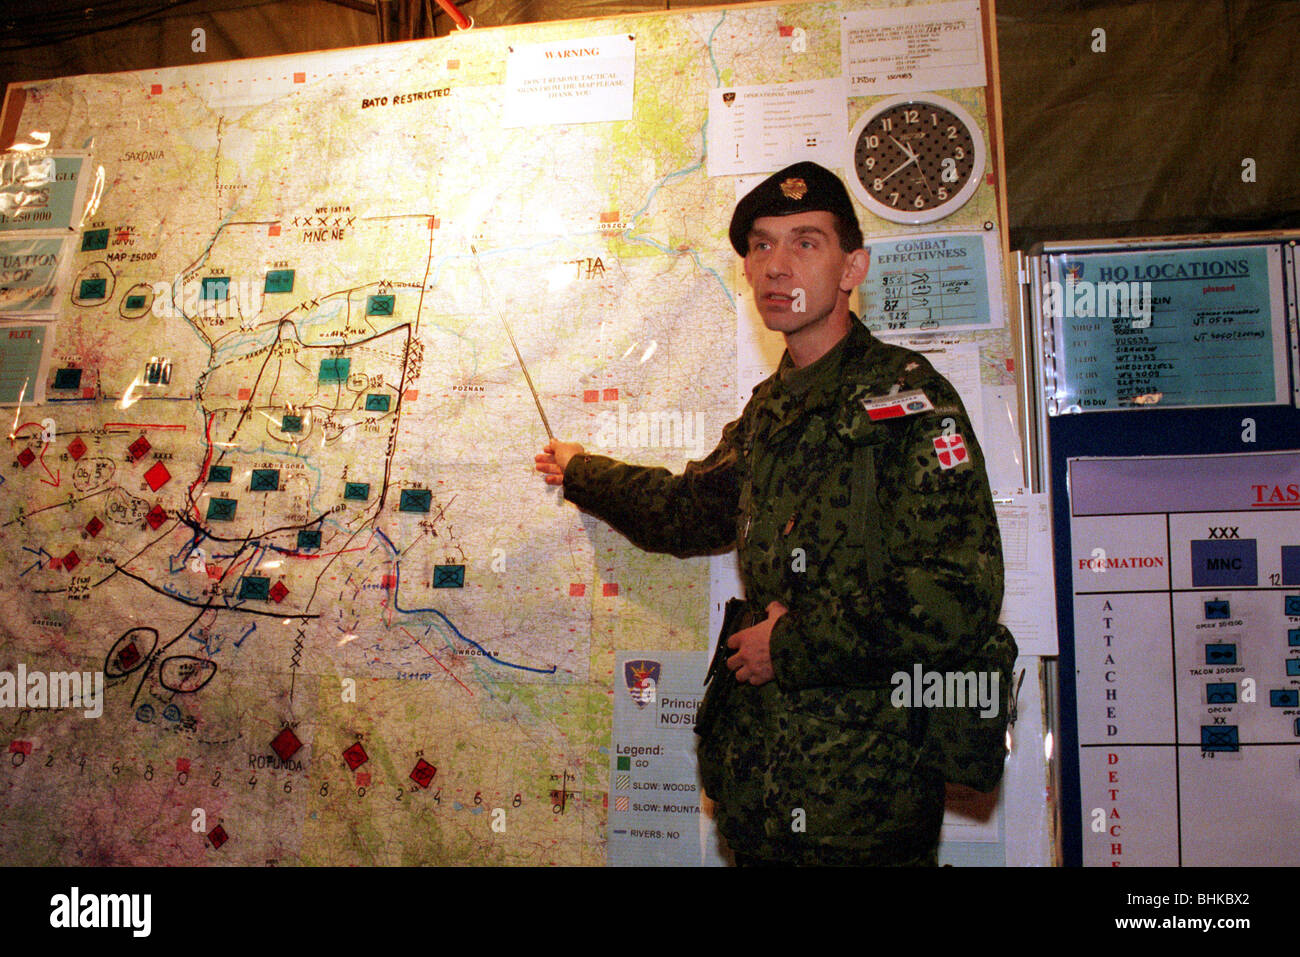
[859,232,999,334]
[1046,244,1289,412]
[0,323,50,403]
[0,237,66,314]
[0,154,86,231]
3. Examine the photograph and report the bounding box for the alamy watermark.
[49,887,150,937]
[595,402,707,456]
[1042,275,1154,328]
[890,664,999,718]
[151,274,264,322]
[0,664,103,718]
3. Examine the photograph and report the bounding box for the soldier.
[535,161,1007,865]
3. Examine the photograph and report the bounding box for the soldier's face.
[743,211,869,336]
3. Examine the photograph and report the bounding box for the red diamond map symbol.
[128,436,151,460]
[342,742,368,771]
[270,727,302,762]
[117,642,140,671]
[269,581,289,603]
[68,437,87,460]
[409,758,437,789]
[146,505,167,530]
[143,461,171,491]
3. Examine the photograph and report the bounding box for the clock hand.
[877,135,920,183]
[889,135,916,159]
[879,152,917,183]
[891,134,934,198]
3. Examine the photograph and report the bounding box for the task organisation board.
[1070,452,1300,866]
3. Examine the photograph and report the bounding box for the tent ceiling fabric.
[0,0,1296,245]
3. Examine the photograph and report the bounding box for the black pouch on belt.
[695,597,759,742]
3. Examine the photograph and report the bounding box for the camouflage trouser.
[701,692,946,866]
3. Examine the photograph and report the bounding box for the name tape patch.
[860,389,934,421]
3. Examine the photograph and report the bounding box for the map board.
[0,0,1023,865]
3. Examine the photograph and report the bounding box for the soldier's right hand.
[535,439,584,486]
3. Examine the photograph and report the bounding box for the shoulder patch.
[932,433,970,470]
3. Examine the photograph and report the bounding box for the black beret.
[728,161,861,256]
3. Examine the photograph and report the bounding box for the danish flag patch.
[933,433,969,470]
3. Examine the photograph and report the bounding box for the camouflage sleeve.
[560,418,743,558]
[767,380,1004,690]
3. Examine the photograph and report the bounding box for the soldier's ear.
[840,247,869,291]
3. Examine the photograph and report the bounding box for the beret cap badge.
[779,177,808,200]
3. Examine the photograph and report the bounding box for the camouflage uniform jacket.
[563,316,1005,863]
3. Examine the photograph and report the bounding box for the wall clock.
[847,93,986,225]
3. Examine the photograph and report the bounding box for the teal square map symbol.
[81,229,109,251]
[206,497,238,521]
[238,576,270,601]
[264,269,295,293]
[201,277,230,301]
[319,357,351,384]
[365,295,395,316]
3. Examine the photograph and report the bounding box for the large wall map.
[0,0,1007,864]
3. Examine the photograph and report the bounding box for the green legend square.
[617,756,630,771]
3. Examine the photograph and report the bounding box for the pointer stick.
[469,244,555,441]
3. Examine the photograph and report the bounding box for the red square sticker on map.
[151,84,162,95]
[569,583,585,596]
[602,388,618,401]
[268,225,281,237]
[238,388,252,400]
[583,390,600,403]
[602,583,618,597]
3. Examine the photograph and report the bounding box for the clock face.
[847,94,986,225]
